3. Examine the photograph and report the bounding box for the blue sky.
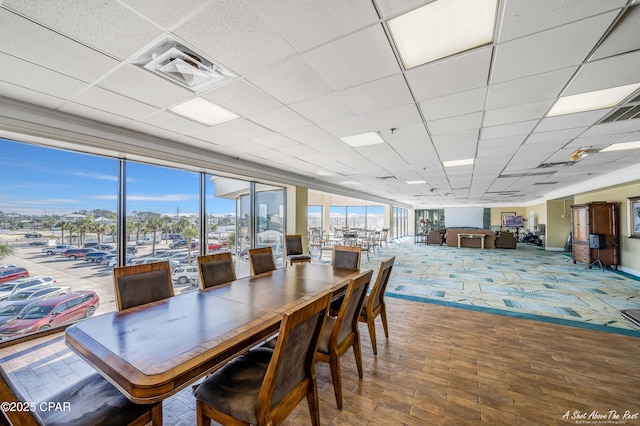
[0,139,235,216]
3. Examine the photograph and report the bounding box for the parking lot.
[1,240,251,318]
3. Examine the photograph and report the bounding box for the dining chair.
[380,228,389,249]
[197,252,236,289]
[0,328,162,426]
[359,232,375,261]
[316,269,373,409]
[284,234,312,266]
[248,246,277,276]
[194,292,332,426]
[360,256,395,355]
[112,261,174,311]
[331,245,361,270]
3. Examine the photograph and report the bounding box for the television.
[504,215,524,228]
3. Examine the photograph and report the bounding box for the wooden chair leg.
[196,401,208,426]
[329,353,343,410]
[380,305,389,338]
[353,336,364,379]
[366,318,378,355]
[306,383,321,426]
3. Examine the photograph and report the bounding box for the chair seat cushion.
[331,294,368,318]
[36,373,155,426]
[287,254,312,261]
[194,348,273,425]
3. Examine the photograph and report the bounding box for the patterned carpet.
[322,237,640,337]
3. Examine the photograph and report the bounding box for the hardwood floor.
[2,297,639,425]
[285,298,640,425]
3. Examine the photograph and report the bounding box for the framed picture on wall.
[628,196,640,238]
[501,212,516,227]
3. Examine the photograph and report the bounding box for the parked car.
[0,265,16,269]
[207,242,228,251]
[42,245,76,255]
[0,267,29,284]
[99,254,117,265]
[169,239,188,249]
[136,236,156,246]
[167,252,192,263]
[84,243,114,250]
[24,233,42,238]
[64,248,96,260]
[3,286,70,302]
[0,291,99,338]
[126,246,138,254]
[83,251,111,263]
[171,266,199,285]
[0,276,56,301]
[0,300,35,328]
[107,255,135,268]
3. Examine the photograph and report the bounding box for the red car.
[63,248,95,260]
[0,291,99,339]
[0,267,29,284]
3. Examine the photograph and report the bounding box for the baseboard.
[545,247,565,252]
[619,266,640,278]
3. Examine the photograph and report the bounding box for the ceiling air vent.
[536,161,574,168]
[376,176,397,180]
[599,88,640,123]
[130,35,235,93]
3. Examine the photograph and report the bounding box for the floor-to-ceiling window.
[366,205,384,230]
[307,205,323,231]
[393,207,408,239]
[329,206,346,232]
[346,206,366,229]
[256,184,285,267]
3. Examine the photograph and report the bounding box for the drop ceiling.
[1,0,640,208]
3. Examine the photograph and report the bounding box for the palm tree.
[145,217,162,257]
[182,224,199,264]
[76,217,93,247]
[94,222,110,247]
[55,221,68,245]
[0,243,14,258]
[160,216,173,243]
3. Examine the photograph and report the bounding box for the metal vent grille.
[599,89,640,123]
[536,161,574,168]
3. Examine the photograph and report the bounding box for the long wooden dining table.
[65,263,360,404]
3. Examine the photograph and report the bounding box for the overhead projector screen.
[444,207,485,229]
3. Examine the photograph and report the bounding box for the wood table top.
[65,264,359,403]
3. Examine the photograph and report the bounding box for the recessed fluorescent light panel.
[340,132,386,147]
[316,170,332,176]
[407,180,426,184]
[443,158,474,167]
[340,181,362,185]
[547,83,640,117]
[600,140,640,152]
[169,98,238,126]
[388,0,498,69]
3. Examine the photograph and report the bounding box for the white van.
[135,236,155,246]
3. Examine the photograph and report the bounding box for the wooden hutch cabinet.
[571,202,619,269]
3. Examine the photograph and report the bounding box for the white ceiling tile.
[72,87,158,119]
[483,100,553,127]
[278,143,319,158]
[355,143,407,164]
[214,119,274,140]
[497,0,625,42]
[481,120,538,140]
[563,133,628,149]
[248,0,378,51]
[363,104,423,130]
[0,82,65,109]
[406,47,492,101]
[580,119,640,138]
[124,121,181,140]
[139,111,209,135]
[98,64,193,109]
[535,109,609,132]
[58,102,132,127]
[526,127,587,144]
[487,67,577,109]
[201,79,282,117]
[245,55,331,104]
[0,10,119,83]
[0,52,89,100]
[341,74,413,114]
[420,87,486,121]
[282,125,342,148]
[591,4,640,60]
[119,0,208,31]
[289,92,357,123]
[174,1,296,75]
[4,0,162,59]
[253,134,298,150]
[491,11,619,83]
[249,106,311,132]
[304,25,400,90]
[320,114,375,138]
[564,50,640,95]
[427,112,483,136]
